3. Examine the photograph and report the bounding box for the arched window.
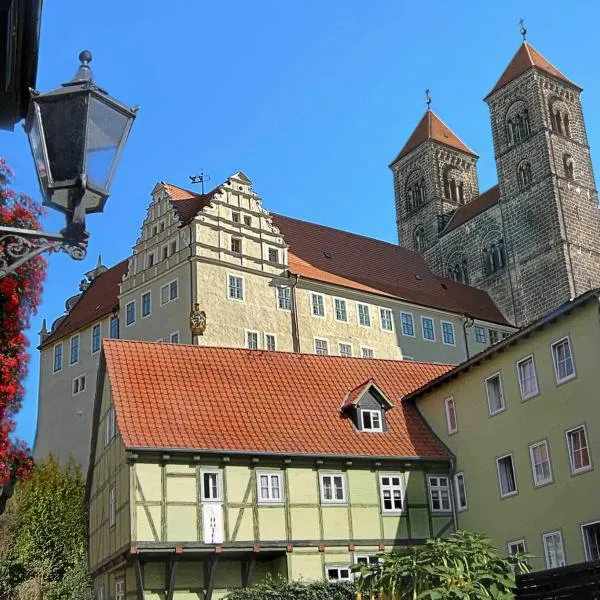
[414,226,425,252]
[517,160,533,190]
[549,99,571,138]
[443,167,467,205]
[405,170,426,213]
[483,238,506,276]
[447,256,469,284]
[506,101,531,146]
[563,154,575,181]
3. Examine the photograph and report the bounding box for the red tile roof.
[442,185,501,234]
[391,109,477,164]
[486,42,580,99]
[40,260,129,348]
[103,340,452,459]
[162,183,216,224]
[272,213,510,325]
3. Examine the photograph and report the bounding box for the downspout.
[461,314,474,360]
[450,456,459,532]
[290,273,301,353]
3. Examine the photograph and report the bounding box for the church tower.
[486,38,600,324]
[391,106,479,274]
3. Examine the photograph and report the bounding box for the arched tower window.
[563,154,575,181]
[443,167,467,205]
[517,160,533,190]
[482,237,506,276]
[549,98,571,138]
[506,100,531,147]
[447,254,469,284]
[414,226,425,252]
[405,169,426,213]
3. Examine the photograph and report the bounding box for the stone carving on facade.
[190,303,207,336]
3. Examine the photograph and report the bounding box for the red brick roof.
[391,109,477,164]
[486,42,580,99]
[40,260,128,348]
[442,185,501,234]
[272,213,510,325]
[103,340,452,459]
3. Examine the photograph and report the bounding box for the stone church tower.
[392,40,600,326]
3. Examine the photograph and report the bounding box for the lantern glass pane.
[39,95,88,183]
[28,109,49,190]
[86,97,130,190]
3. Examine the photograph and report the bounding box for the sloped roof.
[391,109,477,164]
[40,260,129,348]
[272,213,510,325]
[486,42,580,99]
[442,185,501,235]
[162,183,217,224]
[103,340,452,458]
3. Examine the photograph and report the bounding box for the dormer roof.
[341,379,394,411]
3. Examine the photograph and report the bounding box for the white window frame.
[53,343,63,373]
[115,579,125,600]
[427,475,452,513]
[354,555,381,566]
[70,334,80,365]
[108,484,116,528]
[256,471,284,504]
[169,331,180,343]
[338,342,353,358]
[319,473,347,504]
[91,323,101,354]
[243,214,252,227]
[231,210,240,224]
[277,286,291,310]
[125,301,136,327]
[227,274,244,302]
[516,355,539,400]
[507,539,527,556]
[485,372,505,416]
[454,472,468,511]
[72,374,86,396]
[325,565,352,582]
[360,346,375,359]
[361,409,383,432]
[268,247,279,264]
[333,297,348,322]
[230,236,242,255]
[566,424,592,475]
[314,337,329,356]
[356,302,371,328]
[551,336,576,384]
[496,453,518,498]
[141,290,152,319]
[379,473,405,514]
[160,278,180,306]
[379,307,394,332]
[475,325,486,344]
[264,333,277,352]
[421,316,436,342]
[245,330,260,350]
[311,292,326,318]
[440,320,456,346]
[581,520,600,562]
[444,396,457,435]
[543,530,566,569]
[109,315,119,339]
[529,440,553,487]
[400,311,415,337]
[201,469,222,502]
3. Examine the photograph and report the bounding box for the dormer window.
[361,409,382,432]
[341,379,393,433]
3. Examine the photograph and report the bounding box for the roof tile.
[442,185,500,234]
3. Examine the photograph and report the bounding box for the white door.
[201,470,224,544]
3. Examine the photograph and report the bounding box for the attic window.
[323,250,332,259]
[361,409,382,432]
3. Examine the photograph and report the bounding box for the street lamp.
[0,51,137,279]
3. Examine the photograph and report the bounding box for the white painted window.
[338,342,352,358]
[380,308,393,332]
[361,346,374,359]
[444,397,457,434]
[231,237,242,254]
[170,331,180,343]
[202,470,221,501]
[126,301,135,326]
[257,471,283,503]
[53,343,63,373]
[421,316,435,341]
[379,473,404,513]
[485,373,505,415]
[141,291,151,318]
[115,580,125,600]
[551,337,575,383]
[475,326,486,343]
[582,521,600,561]
[91,324,101,354]
[277,286,291,310]
[326,566,351,582]
[311,293,325,317]
[334,298,347,322]
[70,334,80,365]
[454,472,467,511]
[441,321,455,346]
[161,279,179,305]
[543,531,566,569]
[72,374,86,395]
[517,355,538,399]
[361,410,382,432]
[357,303,371,327]
[496,454,517,497]
[529,440,553,486]
[246,331,259,350]
[400,312,415,336]
[566,425,591,474]
[108,485,116,528]
[110,315,119,339]
[508,539,527,556]
[320,474,346,503]
[228,275,244,301]
[265,333,277,351]
[427,475,451,512]
[268,248,279,263]
[314,338,329,356]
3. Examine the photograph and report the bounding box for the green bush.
[224,575,356,600]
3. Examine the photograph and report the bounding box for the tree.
[353,531,530,600]
[0,456,94,599]
[0,157,46,486]
[224,575,356,600]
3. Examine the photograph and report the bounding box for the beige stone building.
[35,171,513,469]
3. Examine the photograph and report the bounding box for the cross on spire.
[519,18,527,41]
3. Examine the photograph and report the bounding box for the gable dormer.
[341,379,394,432]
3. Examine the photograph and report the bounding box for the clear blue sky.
[3,0,600,446]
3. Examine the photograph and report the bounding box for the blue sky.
[3,1,600,446]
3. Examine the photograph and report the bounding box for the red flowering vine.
[0,157,46,484]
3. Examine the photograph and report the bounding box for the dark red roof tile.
[442,185,500,234]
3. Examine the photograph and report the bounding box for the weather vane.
[425,89,431,109]
[189,170,211,194]
[519,18,527,41]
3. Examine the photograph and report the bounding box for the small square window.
[427,475,451,512]
[361,409,382,432]
[326,566,351,582]
[141,291,151,318]
[421,317,435,341]
[243,215,252,227]
[268,248,279,263]
[277,286,291,310]
[400,312,415,337]
[320,474,346,503]
[380,308,393,332]
[497,454,517,497]
[441,321,455,346]
[232,211,240,223]
[566,425,591,474]
[202,471,221,501]
[334,298,347,322]
[454,472,468,511]
[231,237,242,254]
[315,338,328,355]
[485,373,505,415]
[311,293,325,317]
[361,347,374,359]
[246,331,259,350]
[228,275,244,300]
[257,471,283,503]
[53,343,63,373]
[265,333,276,351]
[379,473,404,513]
[170,331,180,343]
[475,326,486,343]
[529,440,553,486]
[126,301,136,326]
[508,539,527,556]
[357,303,371,327]
[355,555,380,565]
[551,337,575,383]
[543,531,566,569]
[338,342,352,358]
[489,329,499,344]
[517,356,539,399]
[72,374,86,395]
[445,397,457,434]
